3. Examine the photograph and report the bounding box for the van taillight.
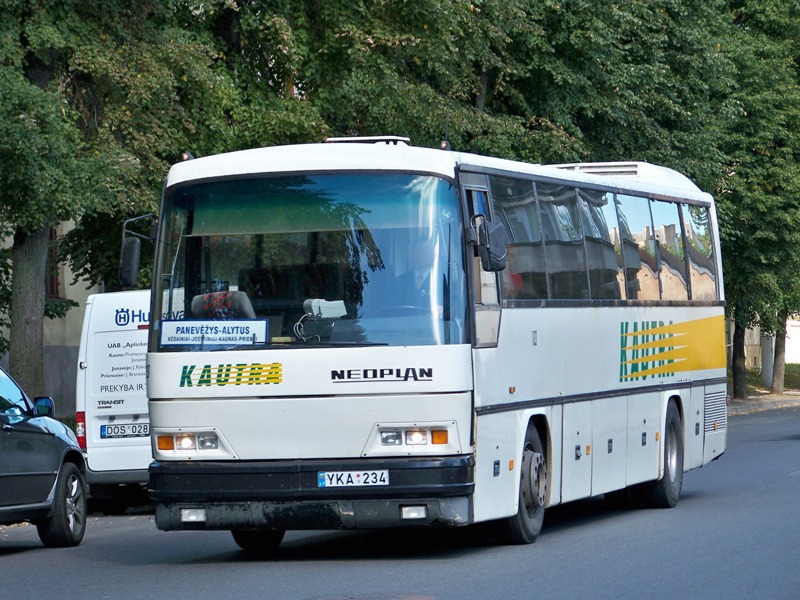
[75,411,86,449]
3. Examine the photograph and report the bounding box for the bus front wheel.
[496,425,547,544]
[231,529,285,554]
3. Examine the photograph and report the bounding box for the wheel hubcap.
[666,423,678,481]
[523,448,547,512]
[65,474,85,534]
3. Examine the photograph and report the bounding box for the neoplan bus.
[138,137,727,552]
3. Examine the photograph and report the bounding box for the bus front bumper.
[149,455,474,531]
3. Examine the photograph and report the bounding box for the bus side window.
[650,199,688,301]
[470,189,490,218]
[580,188,623,300]
[490,175,548,300]
[681,204,718,301]
[537,182,589,300]
[615,194,659,301]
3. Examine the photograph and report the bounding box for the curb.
[727,395,800,416]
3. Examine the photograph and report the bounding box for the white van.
[75,290,151,514]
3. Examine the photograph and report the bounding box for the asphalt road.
[2,406,799,600]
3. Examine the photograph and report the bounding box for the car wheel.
[36,462,87,547]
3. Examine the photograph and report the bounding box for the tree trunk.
[9,227,48,396]
[732,322,748,400]
[771,326,786,395]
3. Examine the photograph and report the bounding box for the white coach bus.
[140,137,727,551]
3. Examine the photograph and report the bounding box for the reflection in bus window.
[616,194,659,300]
[651,200,688,301]
[537,182,589,300]
[159,174,468,348]
[489,176,548,300]
[682,204,718,300]
[489,177,716,305]
[579,188,622,299]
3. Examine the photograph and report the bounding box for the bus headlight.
[380,430,403,446]
[370,422,458,454]
[160,431,219,451]
[197,432,219,449]
[176,433,196,450]
[378,427,450,447]
[406,430,428,445]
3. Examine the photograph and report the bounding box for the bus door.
[460,172,500,348]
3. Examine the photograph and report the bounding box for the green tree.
[10,0,796,404]
[716,0,800,398]
[60,0,327,289]
[0,42,99,393]
[63,0,584,293]
[64,0,742,293]
[0,1,241,390]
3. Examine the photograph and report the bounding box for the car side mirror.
[34,397,55,417]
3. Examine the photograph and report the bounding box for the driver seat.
[191,291,256,319]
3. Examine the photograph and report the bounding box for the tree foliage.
[714,0,800,396]
[57,0,746,291]
[4,1,800,397]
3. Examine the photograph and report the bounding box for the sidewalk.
[727,390,800,415]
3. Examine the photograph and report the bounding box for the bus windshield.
[152,173,468,351]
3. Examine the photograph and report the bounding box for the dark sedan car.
[0,367,87,547]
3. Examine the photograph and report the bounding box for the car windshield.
[151,173,468,351]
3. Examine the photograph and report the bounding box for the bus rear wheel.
[642,400,684,508]
[231,529,285,554]
[496,425,547,544]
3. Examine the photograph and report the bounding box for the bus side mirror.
[120,236,141,287]
[119,212,155,288]
[478,220,508,272]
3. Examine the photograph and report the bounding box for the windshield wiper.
[275,340,388,347]
[210,340,388,351]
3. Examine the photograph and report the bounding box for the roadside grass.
[728,363,800,396]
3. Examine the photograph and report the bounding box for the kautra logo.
[179,362,282,387]
[619,315,726,382]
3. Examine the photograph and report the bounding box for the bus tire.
[642,400,684,508]
[496,424,547,544]
[231,529,285,554]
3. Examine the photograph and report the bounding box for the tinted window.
[538,182,589,299]
[491,176,547,299]
[0,370,27,414]
[488,174,715,304]
[580,188,623,299]
[682,204,717,300]
[651,200,688,300]
[616,194,659,300]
